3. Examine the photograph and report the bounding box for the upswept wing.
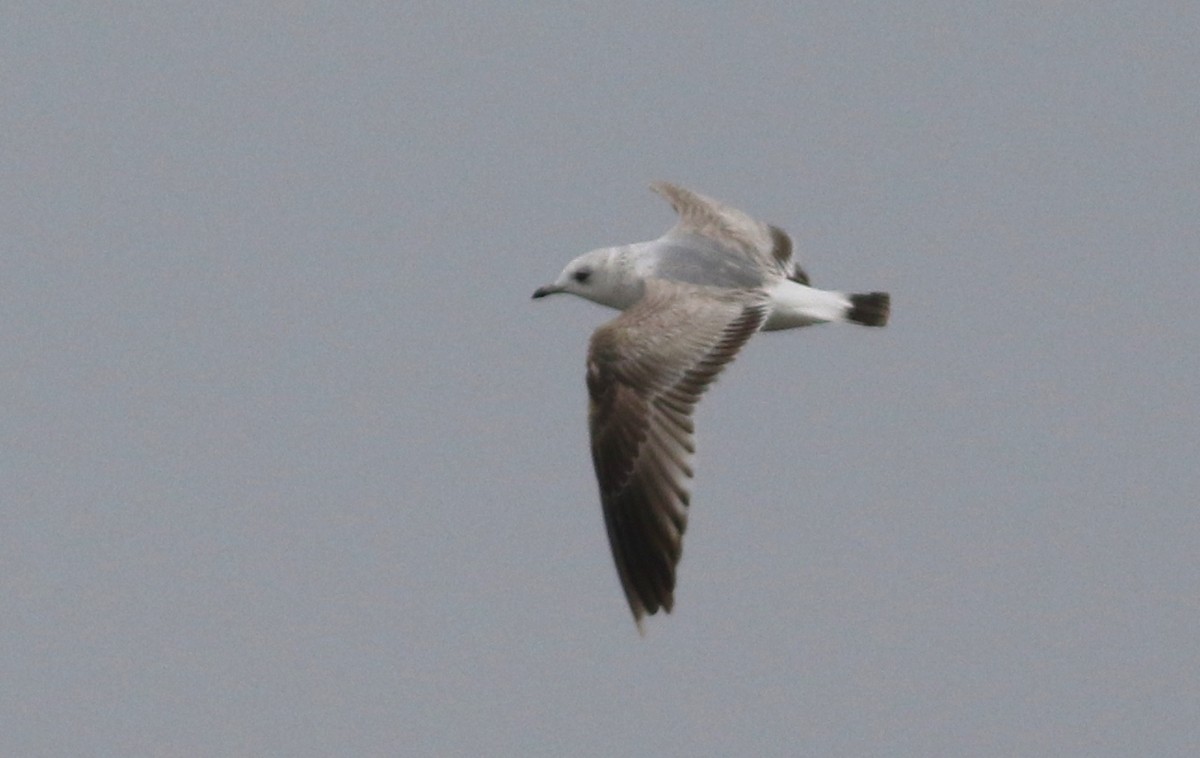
[650,181,809,285]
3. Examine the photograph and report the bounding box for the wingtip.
[648,181,700,218]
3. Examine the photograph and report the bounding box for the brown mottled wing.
[650,181,807,283]
[586,279,768,630]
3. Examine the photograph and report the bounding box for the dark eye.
[572,268,591,283]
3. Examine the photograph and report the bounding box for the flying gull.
[533,182,890,631]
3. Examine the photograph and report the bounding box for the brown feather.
[586,279,768,627]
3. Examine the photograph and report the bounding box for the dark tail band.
[847,292,890,327]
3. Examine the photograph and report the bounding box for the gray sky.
[4,3,1198,756]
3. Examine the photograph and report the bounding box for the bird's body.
[533,182,889,631]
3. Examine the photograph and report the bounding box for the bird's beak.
[531,284,562,299]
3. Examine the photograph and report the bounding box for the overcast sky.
[4,3,1198,756]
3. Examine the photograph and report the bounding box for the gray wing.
[650,181,809,285]
[586,279,768,630]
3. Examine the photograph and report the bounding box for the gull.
[533,182,890,631]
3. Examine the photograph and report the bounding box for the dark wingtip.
[847,292,890,327]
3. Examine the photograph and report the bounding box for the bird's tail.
[846,292,890,327]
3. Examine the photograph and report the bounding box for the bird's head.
[532,248,640,310]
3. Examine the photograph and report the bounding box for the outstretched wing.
[650,181,810,285]
[586,279,768,630]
